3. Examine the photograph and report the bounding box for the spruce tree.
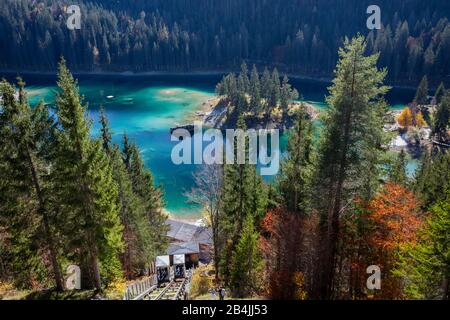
[125,138,168,259]
[280,74,299,115]
[110,145,153,278]
[99,114,157,278]
[312,36,389,299]
[389,149,408,186]
[239,61,250,93]
[0,79,64,290]
[414,151,450,208]
[269,68,281,110]
[220,115,258,282]
[395,188,450,299]
[229,215,263,298]
[434,82,445,105]
[278,104,314,213]
[99,106,112,153]
[248,165,268,227]
[433,90,450,142]
[414,75,429,105]
[122,133,132,170]
[52,59,123,289]
[261,67,272,109]
[249,65,261,113]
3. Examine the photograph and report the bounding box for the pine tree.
[248,165,268,227]
[280,74,299,123]
[239,61,250,93]
[389,149,408,186]
[414,151,450,209]
[229,215,263,298]
[433,90,450,142]
[110,145,153,278]
[52,59,123,289]
[261,67,272,108]
[99,106,112,153]
[249,65,261,113]
[395,188,450,299]
[269,68,281,110]
[122,133,132,170]
[278,104,314,213]
[125,138,169,259]
[312,36,389,299]
[219,115,266,282]
[0,79,64,290]
[414,76,429,105]
[99,114,157,278]
[434,82,445,105]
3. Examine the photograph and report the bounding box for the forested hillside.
[1,0,450,84]
[0,60,169,294]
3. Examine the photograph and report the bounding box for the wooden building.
[166,219,213,267]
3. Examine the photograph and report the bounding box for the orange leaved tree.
[415,111,427,127]
[260,208,317,299]
[397,107,413,128]
[365,183,423,299]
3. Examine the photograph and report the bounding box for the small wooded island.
[209,64,317,130]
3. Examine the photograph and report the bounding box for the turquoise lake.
[0,73,417,219]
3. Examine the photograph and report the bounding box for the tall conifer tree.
[312,36,389,299]
[52,59,123,289]
[0,79,64,290]
[278,104,314,213]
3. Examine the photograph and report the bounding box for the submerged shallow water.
[1,72,417,219]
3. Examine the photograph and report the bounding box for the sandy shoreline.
[182,96,222,124]
[163,208,204,225]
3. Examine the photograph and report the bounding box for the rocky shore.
[187,96,319,131]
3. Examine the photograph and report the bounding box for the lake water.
[0,72,417,219]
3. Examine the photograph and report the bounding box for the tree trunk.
[27,150,64,291]
[42,211,64,291]
[89,239,102,290]
[75,139,102,290]
[442,276,449,300]
[317,47,359,300]
[212,219,220,281]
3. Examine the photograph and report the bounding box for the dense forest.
[0,33,449,300]
[0,1,450,301]
[1,0,450,84]
[190,36,450,300]
[0,60,168,295]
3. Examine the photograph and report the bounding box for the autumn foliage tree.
[397,107,414,128]
[397,107,427,128]
[364,183,423,299]
[260,208,317,299]
[415,112,427,127]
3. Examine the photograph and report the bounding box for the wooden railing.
[123,275,157,300]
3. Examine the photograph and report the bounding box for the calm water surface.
[1,72,417,219]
